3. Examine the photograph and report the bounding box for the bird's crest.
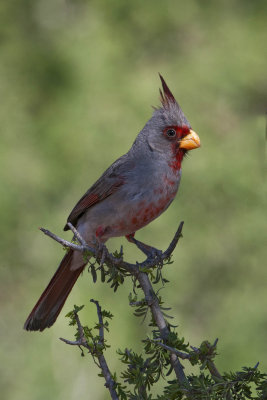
[156,74,191,128]
[159,74,177,108]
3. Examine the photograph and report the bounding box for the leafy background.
[0,1,266,399]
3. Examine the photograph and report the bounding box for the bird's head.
[138,75,200,170]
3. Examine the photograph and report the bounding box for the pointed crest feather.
[159,73,176,108]
[153,74,191,129]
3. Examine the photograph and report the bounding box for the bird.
[24,75,200,331]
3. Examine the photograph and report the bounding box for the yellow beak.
[179,129,201,150]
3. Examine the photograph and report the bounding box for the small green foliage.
[101,309,113,319]
[140,255,173,286]
[113,249,123,259]
[166,331,188,353]
[63,249,267,399]
[65,304,84,326]
[129,293,149,321]
[65,303,113,357]
[113,377,129,400]
[106,264,125,292]
[86,250,128,291]
[82,248,94,264]
[117,347,162,398]
[157,367,267,399]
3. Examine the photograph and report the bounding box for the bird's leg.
[126,233,162,260]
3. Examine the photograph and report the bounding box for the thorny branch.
[152,337,223,380]
[60,301,119,400]
[41,221,187,388]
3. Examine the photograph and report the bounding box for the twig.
[164,220,184,258]
[90,299,104,345]
[153,338,223,381]
[67,222,88,247]
[152,339,190,360]
[137,271,188,386]
[39,228,84,252]
[129,300,147,307]
[90,300,118,398]
[207,359,223,380]
[204,339,223,380]
[191,339,223,380]
[60,303,118,400]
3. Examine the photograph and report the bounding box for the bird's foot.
[126,234,163,262]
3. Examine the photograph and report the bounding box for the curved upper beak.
[179,129,201,151]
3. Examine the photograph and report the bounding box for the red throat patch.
[164,125,189,172]
[169,147,185,171]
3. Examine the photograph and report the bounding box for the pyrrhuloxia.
[24,75,200,331]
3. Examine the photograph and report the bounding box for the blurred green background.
[0,1,266,399]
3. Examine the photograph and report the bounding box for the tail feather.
[24,250,85,331]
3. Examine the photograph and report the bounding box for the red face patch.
[163,125,189,172]
[163,125,190,140]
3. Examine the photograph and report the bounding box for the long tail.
[24,250,85,331]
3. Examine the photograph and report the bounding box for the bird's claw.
[145,248,163,266]
[130,236,162,262]
[147,247,163,262]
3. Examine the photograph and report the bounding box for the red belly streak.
[132,193,174,227]
[98,182,177,237]
[95,226,105,237]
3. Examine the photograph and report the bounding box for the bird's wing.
[64,154,133,230]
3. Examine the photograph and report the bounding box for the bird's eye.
[166,129,176,138]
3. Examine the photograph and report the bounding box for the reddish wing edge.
[64,176,125,230]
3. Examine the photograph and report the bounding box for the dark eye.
[166,129,176,138]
